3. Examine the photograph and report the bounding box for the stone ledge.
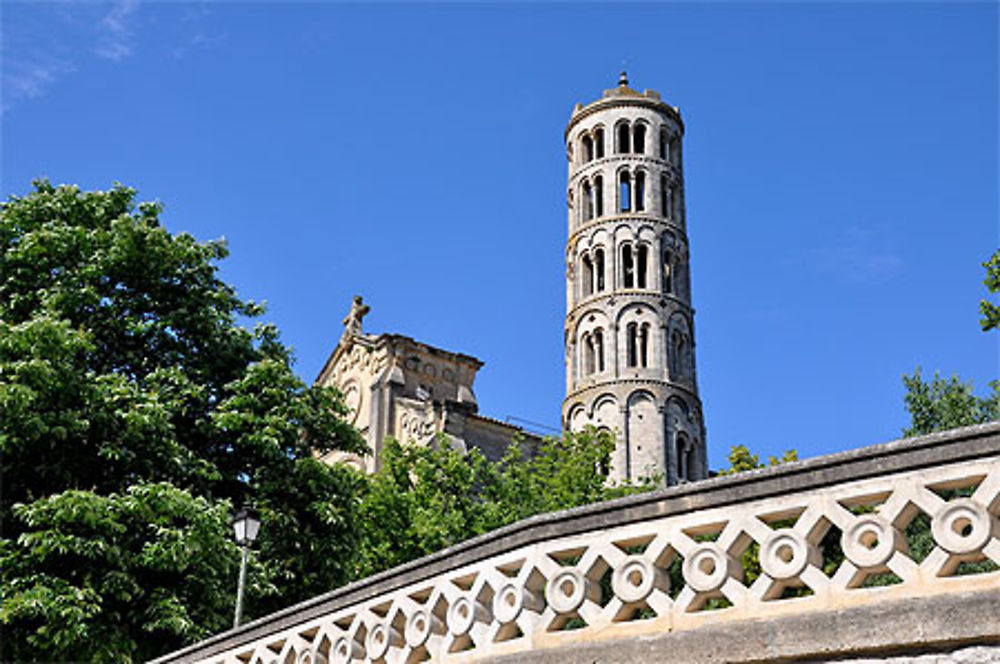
[486,587,1000,664]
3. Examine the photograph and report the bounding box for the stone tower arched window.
[637,244,648,289]
[661,175,671,217]
[659,128,668,160]
[594,128,605,158]
[634,123,646,154]
[594,175,604,217]
[626,322,638,367]
[676,431,690,481]
[582,181,594,222]
[584,333,596,375]
[622,244,635,288]
[594,247,606,292]
[582,135,594,163]
[635,171,646,212]
[639,323,649,368]
[671,329,686,379]
[594,328,605,372]
[617,122,630,154]
[619,171,631,212]
[663,249,674,294]
[582,253,594,297]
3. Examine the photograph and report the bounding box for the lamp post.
[231,505,260,629]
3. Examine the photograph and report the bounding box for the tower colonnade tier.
[562,74,707,485]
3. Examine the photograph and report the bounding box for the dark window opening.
[594,329,605,372]
[617,123,630,153]
[627,322,638,368]
[594,129,605,158]
[671,330,686,378]
[582,254,594,297]
[661,175,670,216]
[639,323,649,368]
[622,245,635,288]
[637,244,648,289]
[634,124,646,154]
[664,250,674,294]
[594,248,605,292]
[584,333,595,375]
[582,135,594,163]
[594,175,604,217]
[676,432,690,481]
[635,171,645,212]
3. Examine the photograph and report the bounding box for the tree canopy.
[354,428,656,579]
[1,181,365,661]
[900,248,1000,437]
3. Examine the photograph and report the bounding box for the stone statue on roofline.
[341,295,370,343]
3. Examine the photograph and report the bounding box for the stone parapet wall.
[152,423,1000,664]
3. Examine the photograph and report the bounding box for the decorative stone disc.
[404,608,433,648]
[682,544,728,593]
[446,596,477,636]
[841,514,896,569]
[760,529,810,580]
[545,568,588,614]
[493,582,525,624]
[612,556,658,603]
[365,623,392,660]
[931,498,992,555]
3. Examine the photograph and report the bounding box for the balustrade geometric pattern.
[185,453,999,664]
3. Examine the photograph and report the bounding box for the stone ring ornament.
[446,596,477,636]
[545,568,588,614]
[612,556,659,603]
[365,622,393,660]
[682,544,729,593]
[841,514,896,569]
[493,582,526,624]
[760,529,810,580]
[330,637,357,664]
[931,498,992,555]
[404,608,434,648]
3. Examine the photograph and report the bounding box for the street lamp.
[232,505,260,628]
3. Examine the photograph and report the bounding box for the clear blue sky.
[4,2,997,470]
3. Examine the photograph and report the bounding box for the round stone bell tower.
[562,73,707,485]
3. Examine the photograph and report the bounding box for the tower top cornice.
[566,77,683,137]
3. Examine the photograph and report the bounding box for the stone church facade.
[315,297,539,472]
[318,75,706,486]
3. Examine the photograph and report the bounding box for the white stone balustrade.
[154,424,1000,664]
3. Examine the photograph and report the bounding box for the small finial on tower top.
[619,70,629,87]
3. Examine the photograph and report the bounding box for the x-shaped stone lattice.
[227,459,1000,664]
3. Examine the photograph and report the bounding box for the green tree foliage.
[354,428,655,579]
[980,249,1000,332]
[902,368,999,437]
[900,249,1000,437]
[0,484,236,662]
[1,181,364,661]
[720,444,798,475]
